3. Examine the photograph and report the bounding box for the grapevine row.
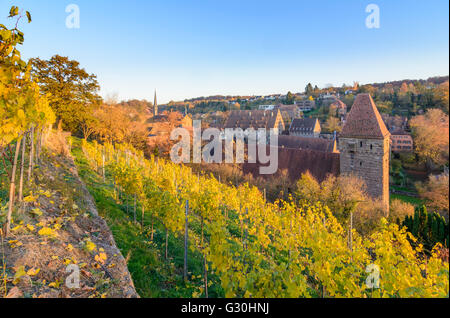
[81,140,449,298]
[1,10,56,236]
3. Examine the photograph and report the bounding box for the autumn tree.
[389,199,415,223]
[410,109,449,168]
[399,82,409,94]
[416,173,449,214]
[376,101,393,114]
[80,115,99,141]
[92,105,126,143]
[296,173,369,223]
[285,91,294,104]
[360,84,376,95]
[90,104,148,151]
[321,174,369,221]
[167,111,183,127]
[305,83,313,96]
[433,81,449,113]
[324,116,342,133]
[295,172,321,203]
[328,103,338,117]
[1,6,55,236]
[146,111,187,156]
[30,55,102,135]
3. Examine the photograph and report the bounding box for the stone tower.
[339,94,390,211]
[153,90,158,116]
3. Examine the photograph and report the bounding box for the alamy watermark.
[366,4,380,29]
[365,264,380,289]
[170,120,279,175]
[65,4,80,29]
[65,264,80,289]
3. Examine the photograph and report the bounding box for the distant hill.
[368,76,449,89]
[160,75,449,105]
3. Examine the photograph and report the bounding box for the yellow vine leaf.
[27,268,40,276]
[38,227,58,238]
[13,266,27,285]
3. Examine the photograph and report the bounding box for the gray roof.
[289,118,319,133]
[223,109,284,130]
[278,135,337,153]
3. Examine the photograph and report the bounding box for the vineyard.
[1,7,56,237]
[77,138,449,298]
[1,5,449,299]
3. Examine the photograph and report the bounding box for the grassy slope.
[1,146,138,298]
[71,138,221,297]
[390,193,425,206]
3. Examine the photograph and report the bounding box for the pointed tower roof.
[153,90,158,116]
[340,94,390,139]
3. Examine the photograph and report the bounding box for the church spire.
[153,90,158,116]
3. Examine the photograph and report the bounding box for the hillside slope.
[71,138,213,298]
[1,146,138,298]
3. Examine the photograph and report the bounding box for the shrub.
[44,121,71,157]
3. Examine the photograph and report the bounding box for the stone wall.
[338,136,390,209]
[243,146,340,182]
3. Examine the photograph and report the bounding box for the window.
[360,141,363,147]
[370,144,373,150]
[360,161,362,166]
[348,142,356,151]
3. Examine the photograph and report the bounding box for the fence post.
[133,193,137,223]
[27,125,34,183]
[349,211,353,253]
[102,151,105,182]
[244,207,248,251]
[184,199,189,281]
[18,132,27,203]
[5,138,22,236]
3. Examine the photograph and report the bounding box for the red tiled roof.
[390,129,411,136]
[243,146,340,182]
[277,135,337,153]
[340,94,390,139]
[331,99,347,109]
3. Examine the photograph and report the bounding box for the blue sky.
[1,0,448,103]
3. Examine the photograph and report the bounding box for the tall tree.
[324,116,342,133]
[305,83,313,96]
[433,81,449,113]
[285,91,294,104]
[416,173,449,213]
[30,55,102,134]
[410,109,449,168]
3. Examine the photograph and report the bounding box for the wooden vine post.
[202,214,208,298]
[184,199,189,281]
[5,138,22,236]
[27,125,34,184]
[102,151,105,182]
[18,131,27,203]
[141,203,145,229]
[133,193,137,223]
